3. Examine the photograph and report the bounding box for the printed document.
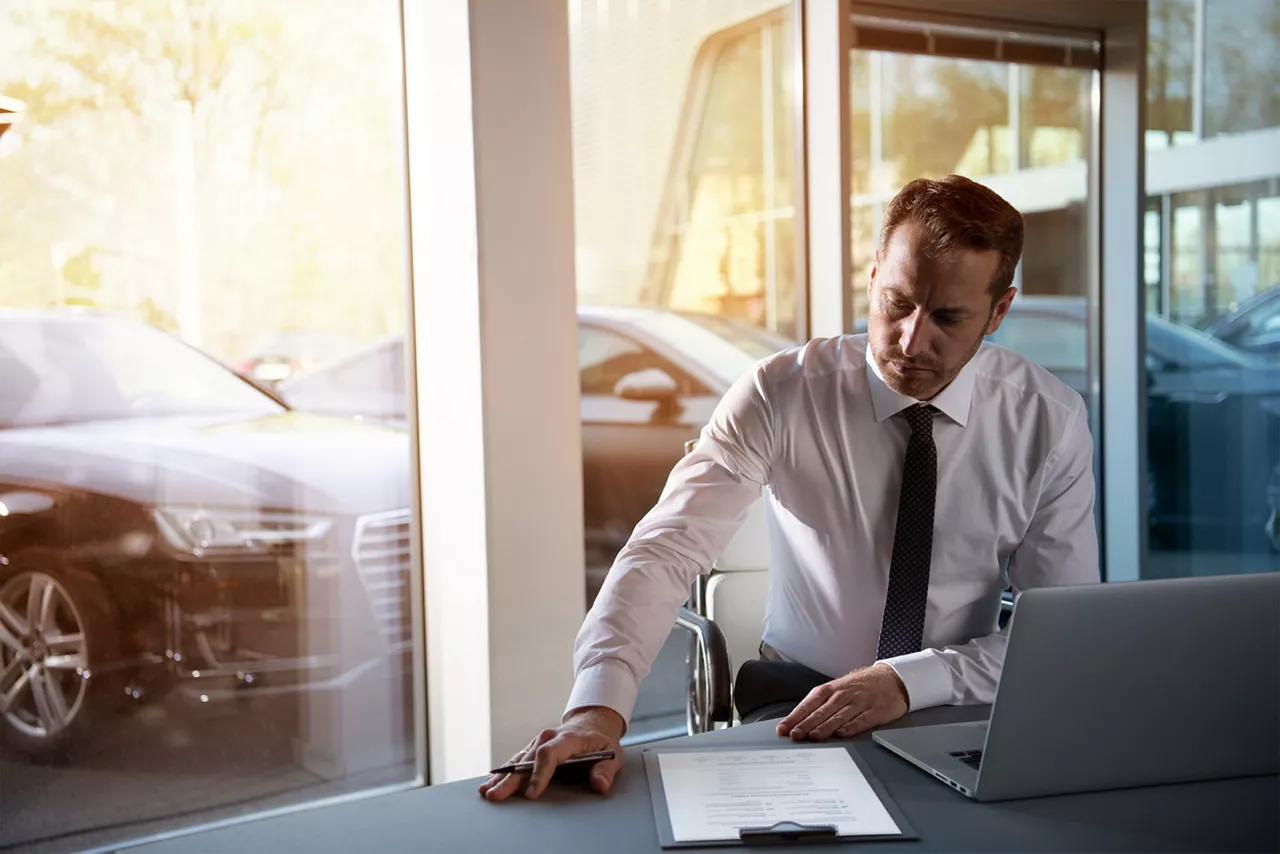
[657,747,901,843]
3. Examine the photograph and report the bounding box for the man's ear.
[984,287,1017,335]
[867,255,879,301]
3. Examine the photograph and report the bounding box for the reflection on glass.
[1145,203,1164,316]
[659,15,798,339]
[1146,0,1196,149]
[1204,0,1280,139]
[0,1,416,849]
[569,1,798,741]
[1171,200,1207,325]
[1152,180,1280,576]
[878,54,1012,182]
[848,47,1090,318]
[1019,66,1088,168]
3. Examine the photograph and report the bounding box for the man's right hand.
[478,706,626,802]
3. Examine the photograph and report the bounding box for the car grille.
[352,510,414,652]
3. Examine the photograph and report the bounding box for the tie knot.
[903,404,935,435]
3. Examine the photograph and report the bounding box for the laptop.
[872,573,1280,802]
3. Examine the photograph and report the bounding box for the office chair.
[671,438,772,735]
[672,440,1015,736]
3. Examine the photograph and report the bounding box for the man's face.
[867,221,1015,400]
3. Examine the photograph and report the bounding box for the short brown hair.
[877,175,1024,296]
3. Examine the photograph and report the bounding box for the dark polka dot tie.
[876,403,938,661]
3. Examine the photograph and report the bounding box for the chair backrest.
[684,439,772,706]
[705,567,769,693]
[714,491,771,572]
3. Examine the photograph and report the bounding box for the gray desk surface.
[136,705,1278,853]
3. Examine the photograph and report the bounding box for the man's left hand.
[777,663,910,741]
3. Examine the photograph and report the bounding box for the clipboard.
[642,744,918,849]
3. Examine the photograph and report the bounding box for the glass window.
[1145,180,1280,578]
[1170,198,1208,325]
[1203,0,1280,139]
[986,312,1088,374]
[569,1,796,742]
[624,311,772,388]
[580,327,653,396]
[282,339,407,425]
[1145,201,1165,316]
[0,1,418,849]
[1244,294,1280,336]
[1146,0,1196,150]
[881,54,1012,182]
[0,316,283,427]
[1216,189,1257,316]
[657,16,799,338]
[1019,65,1089,169]
[1260,196,1280,290]
[848,47,1091,324]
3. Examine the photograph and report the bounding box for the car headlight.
[153,507,334,557]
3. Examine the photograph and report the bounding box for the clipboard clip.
[739,820,838,845]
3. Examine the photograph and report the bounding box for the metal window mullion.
[1160,193,1173,318]
[1098,13,1148,583]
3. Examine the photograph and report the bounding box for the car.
[856,297,1280,552]
[281,307,796,570]
[1203,285,1280,362]
[235,330,356,386]
[0,311,413,759]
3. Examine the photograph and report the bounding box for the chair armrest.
[675,606,733,727]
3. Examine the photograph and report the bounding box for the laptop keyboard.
[949,749,983,769]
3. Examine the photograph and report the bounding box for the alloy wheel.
[0,572,90,740]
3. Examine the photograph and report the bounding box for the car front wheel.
[0,557,122,761]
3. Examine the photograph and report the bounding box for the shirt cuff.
[881,650,953,712]
[564,659,640,730]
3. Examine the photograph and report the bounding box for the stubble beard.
[870,317,989,401]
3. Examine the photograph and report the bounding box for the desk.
[136,706,1278,853]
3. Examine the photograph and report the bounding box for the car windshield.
[1147,315,1260,368]
[626,312,795,387]
[675,312,797,360]
[0,316,285,428]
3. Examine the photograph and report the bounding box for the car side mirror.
[614,368,678,402]
[614,368,682,422]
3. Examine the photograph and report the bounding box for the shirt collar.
[864,343,975,427]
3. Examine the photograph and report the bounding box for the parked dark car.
[1203,286,1280,362]
[0,312,413,759]
[860,297,1280,552]
[281,307,795,567]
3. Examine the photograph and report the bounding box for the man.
[481,175,1098,803]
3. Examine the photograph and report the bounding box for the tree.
[1147,0,1195,146]
[0,1,410,363]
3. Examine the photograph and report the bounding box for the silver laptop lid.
[976,573,1280,801]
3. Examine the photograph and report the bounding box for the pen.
[488,749,616,775]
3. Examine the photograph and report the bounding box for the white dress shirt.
[568,334,1099,725]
